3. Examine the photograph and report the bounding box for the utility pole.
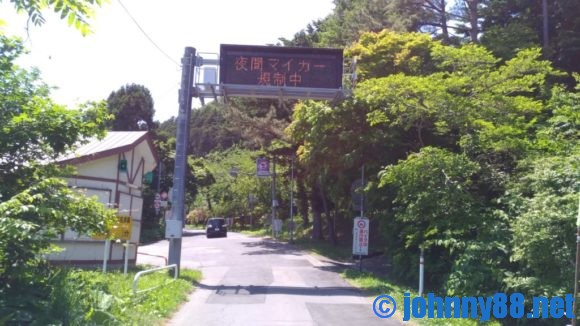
[168,47,196,274]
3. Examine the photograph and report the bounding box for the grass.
[184,223,204,230]
[46,266,202,325]
[342,269,501,325]
[239,228,271,238]
[293,236,352,261]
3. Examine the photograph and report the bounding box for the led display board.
[220,44,343,89]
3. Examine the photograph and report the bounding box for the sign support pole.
[572,195,580,326]
[168,47,196,274]
[290,154,295,243]
[124,240,130,276]
[359,165,364,272]
[271,159,277,238]
[102,239,111,273]
[155,161,162,215]
[419,247,425,296]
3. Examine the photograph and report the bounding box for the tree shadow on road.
[240,240,303,256]
[313,261,353,273]
[191,281,364,297]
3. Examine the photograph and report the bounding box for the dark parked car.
[206,217,227,238]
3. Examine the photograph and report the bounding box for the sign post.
[102,239,111,273]
[154,193,161,215]
[353,217,369,255]
[97,215,132,273]
[352,166,367,271]
[271,160,277,238]
[289,154,295,243]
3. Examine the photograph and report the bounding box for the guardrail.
[132,264,177,295]
[137,252,168,265]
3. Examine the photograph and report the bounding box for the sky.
[0,0,335,122]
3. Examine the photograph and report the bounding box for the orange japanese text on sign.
[235,56,249,71]
[251,57,263,71]
[258,72,271,85]
[273,72,286,86]
[221,45,343,89]
[268,58,280,70]
[298,60,310,72]
[282,59,293,71]
[289,73,302,86]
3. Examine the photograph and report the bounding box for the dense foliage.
[0,179,117,322]
[0,29,115,324]
[287,29,579,302]
[0,267,200,325]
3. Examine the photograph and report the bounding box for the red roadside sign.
[353,217,369,256]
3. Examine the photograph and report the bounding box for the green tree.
[187,102,241,156]
[287,98,398,240]
[193,147,273,225]
[106,84,156,131]
[224,98,293,149]
[390,0,454,42]
[451,0,484,42]
[1,0,106,35]
[0,34,109,198]
[505,155,578,297]
[323,0,399,46]
[281,0,416,48]
[501,76,579,298]
[288,30,560,295]
[535,75,580,155]
[379,147,484,288]
[354,35,553,159]
[161,99,293,157]
[346,30,436,80]
[278,20,325,47]
[0,179,115,280]
[480,21,539,61]
[479,0,580,74]
[0,34,115,322]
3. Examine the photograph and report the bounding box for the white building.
[48,131,158,266]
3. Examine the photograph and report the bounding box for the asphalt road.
[137,230,401,326]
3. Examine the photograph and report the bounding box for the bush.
[140,218,166,244]
[186,208,209,225]
[2,267,201,325]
